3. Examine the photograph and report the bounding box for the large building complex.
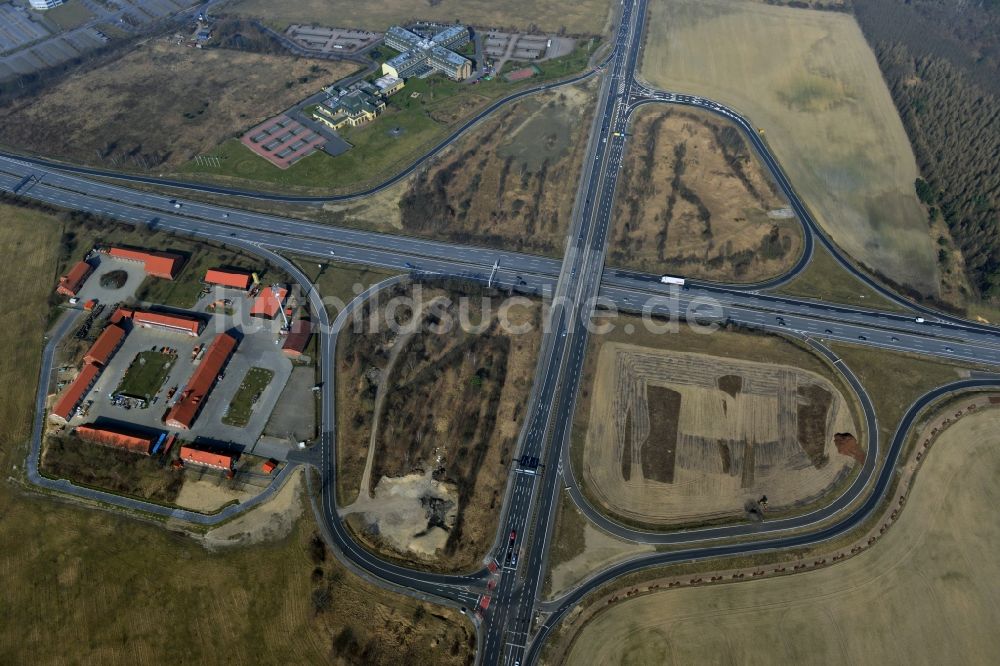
[179,444,236,471]
[74,424,156,455]
[313,87,386,130]
[28,0,64,9]
[106,247,182,279]
[164,333,238,430]
[204,268,253,290]
[381,24,472,81]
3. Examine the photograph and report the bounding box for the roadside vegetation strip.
[772,242,909,313]
[554,395,1000,666]
[222,367,275,427]
[609,103,802,284]
[640,0,938,295]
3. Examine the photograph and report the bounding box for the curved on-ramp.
[526,375,1000,664]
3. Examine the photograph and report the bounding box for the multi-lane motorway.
[7,0,1000,661]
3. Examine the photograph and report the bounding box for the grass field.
[561,406,1000,665]
[570,317,862,530]
[545,493,654,599]
[610,105,800,283]
[116,350,175,400]
[640,0,938,294]
[773,243,909,312]
[0,201,474,665]
[0,39,356,171]
[180,41,601,195]
[337,282,541,571]
[226,0,613,35]
[222,367,275,427]
[291,257,401,316]
[829,342,982,448]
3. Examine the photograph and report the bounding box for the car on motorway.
[945,346,954,352]
[891,336,900,342]
[824,329,833,334]
[858,335,867,340]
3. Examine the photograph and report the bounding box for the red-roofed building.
[107,247,182,279]
[83,324,126,367]
[204,268,253,290]
[164,333,238,429]
[250,286,288,319]
[56,260,94,297]
[132,311,202,337]
[281,319,312,358]
[109,307,134,325]
[180,445,236,471]
[74,424,155,455]
[51,363,101,422]
[261,459,278,474]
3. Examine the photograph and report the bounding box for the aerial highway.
[8,0,1000,660]
[4,164,1000,367]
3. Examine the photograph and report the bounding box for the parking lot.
[71,288,294,456]
[73,255,146,305]
[285,24,379,55]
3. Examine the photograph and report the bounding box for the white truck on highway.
[660,275,685,286]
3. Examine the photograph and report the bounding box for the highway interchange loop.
[8,0,1000,662]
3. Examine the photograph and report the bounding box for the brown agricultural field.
[0,39,355,170]
[582,342,857,527]
[226,0,614,35]
[640,0,938,294]
[571,316,862,530]
[336,281,542,571]
[559,405,1000,666]
[0,201,473,665]
[610,105,801,282]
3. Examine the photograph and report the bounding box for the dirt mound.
[717,374,743,398]
[99,270,128,289]
[834,432,865,464]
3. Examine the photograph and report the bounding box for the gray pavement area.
[62,287,297,455]
[261,364,317,444]
[73,255,146,304]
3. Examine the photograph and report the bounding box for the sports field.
[226,0,612,35]
[563,405,1000,665]
[640,0,938,293]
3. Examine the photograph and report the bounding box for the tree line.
[873,41,1000,298]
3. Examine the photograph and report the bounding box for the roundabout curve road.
[525,376,1000,664]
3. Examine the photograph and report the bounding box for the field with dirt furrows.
[583,343,858,526]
